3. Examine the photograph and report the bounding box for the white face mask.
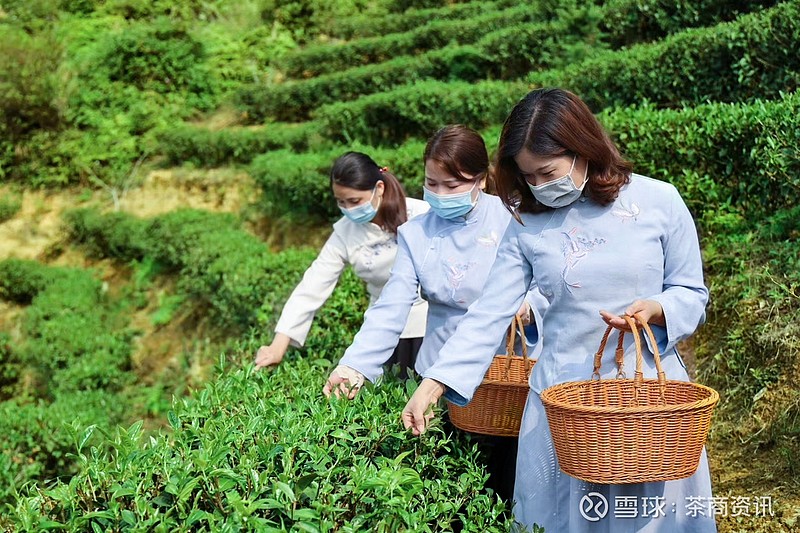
[527,156,587,208]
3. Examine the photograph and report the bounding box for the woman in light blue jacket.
[403,89,715,532]
[324,124,543,502]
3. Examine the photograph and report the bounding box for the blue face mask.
[339,187,380,224]
[423,180,478,220]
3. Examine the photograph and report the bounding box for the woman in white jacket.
[254,152,429,377]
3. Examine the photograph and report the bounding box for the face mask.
[423,180,478,220]
[340,187,380,224]
[527,156,588,208]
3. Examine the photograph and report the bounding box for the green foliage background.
[0,0,798,530]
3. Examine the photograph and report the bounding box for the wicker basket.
[447,315,536,437]
[541,314,719,484]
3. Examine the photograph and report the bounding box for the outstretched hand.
[323,365,365,400]
[401,378,446,436]
[599,299,665,331]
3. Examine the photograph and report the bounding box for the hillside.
[1,0,799,530]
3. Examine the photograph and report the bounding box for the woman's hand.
[323,365,365,399]
[402,378,446,436]
[254,334,291,369]
[516,300,532,326]
[599,299,665,330]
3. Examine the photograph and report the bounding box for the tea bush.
[530,0,800,112]
[327,1,494,40]
[695,205,800,471]
[64,208,371,338]
[316,79,526,146]
[0,259,65,304]
[274,3,539,79]
[10,355,513,531]
[0,391,129,507]
[238,44,493,122]
[157,122,321,166]
[0,259,137,508]
[0,192,22,222]
[315,1,798,147]
[602,91,800,222]
[0,259,135,396]
[600,0,779,47]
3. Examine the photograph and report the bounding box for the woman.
[255,152,429,377]
[403,89,716,532]
[323,125,542,504]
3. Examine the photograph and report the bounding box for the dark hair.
[494,88,632,216]
[330,151,408,235]
[423,124,489,186]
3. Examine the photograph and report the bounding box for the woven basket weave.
[541,314,719,484]
[447,315,536,437]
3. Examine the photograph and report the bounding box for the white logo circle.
[579,492,609,522]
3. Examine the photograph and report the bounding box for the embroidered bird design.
[612,201,640,222]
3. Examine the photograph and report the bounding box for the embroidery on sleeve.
[561,227,606,293]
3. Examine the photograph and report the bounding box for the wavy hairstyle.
[494,88,632,216]
[330,151,408,234]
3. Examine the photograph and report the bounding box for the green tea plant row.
[239,44,496,122]
[9,356,514,531]
[275,0,777,80]
[0,260,134,397]
[62,208,370,355]
[598,0,778,47]
[157,122,321,167]
[274,3,543,79]
[240,0,780,123]
[251,91,799,228]
[325,1,499,40]
[237,8,604,123]
[531,0,800,113]
[0,259,135,506]
[315,0,799,145]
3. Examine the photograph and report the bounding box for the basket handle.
[591,314,666,391]
[501,314,530,380]
[505,314,528,359]
[631,313,667,390]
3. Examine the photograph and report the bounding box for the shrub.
[530,1,800,112]
[237,44,493,122]
[0,259,58,304]
[315,79,527,146]
[63,208,372,333]
[314,2,799,147]
[276,3,540,79]
[328,1,493,40]
[156,122,321,166]
[602,91,800,222]
[12,265,135,395]
[600,0,780,47]
[9,357,513,531]
[0,333,20,401]
[98,19,213,97]
[0,391,129,508]
[0,26,62,140]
